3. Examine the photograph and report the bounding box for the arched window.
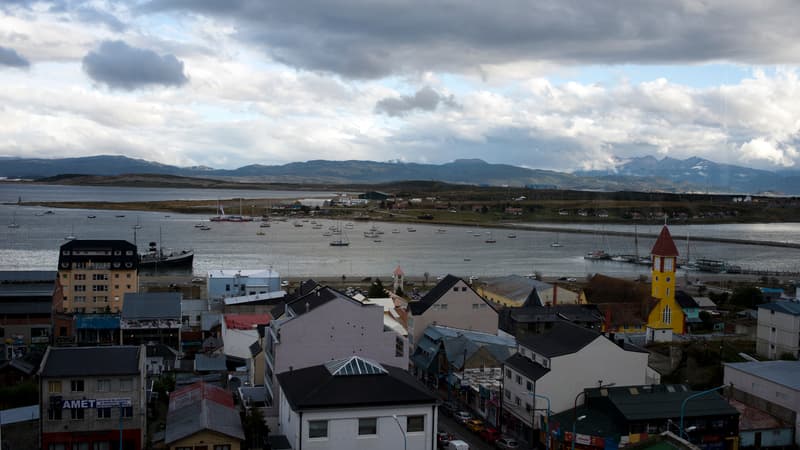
[662,304,672,324]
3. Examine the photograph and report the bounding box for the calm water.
[1,184,799,278]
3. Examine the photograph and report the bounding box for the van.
[447,440,469,450]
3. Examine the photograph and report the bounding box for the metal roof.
[40,346,140,377]
[0,405,39,425]
[122,292,181,320]
[758,301,800,316]
[75,313,120,329]
[223,290,286,305]
[207,269,280,278]
[325,356,387,376]
[194,354,227,372]
[725,361,800,391]
[165,382,244,444]
[0,270,57,283]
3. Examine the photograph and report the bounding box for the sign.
[62,398,131,409]
[576,434,592,445]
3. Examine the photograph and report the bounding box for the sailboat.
[550,232,562,247]
[133,216,142,230]
[209,199,253,222]
[330,222,350,246]
[8,211,20,229]
[65,225,76,240]
[485,231,497,244]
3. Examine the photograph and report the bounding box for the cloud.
[739,138,798,167]
[0,45,29,68]
[82,40,188,90]
[142,1,800,78]
[75,7,126,32]
[375,86,457,117]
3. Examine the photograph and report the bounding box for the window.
[439,304,448,310]
[121,406,133,418]
[526,381,533,391]
[92,285,108,292]
[453,287,459,292]
[515,396,521,406]
[120,378,132,391]
[176,448,192,450]
[74,274,86,280]
[525,403,531,412]
[74,295,86,303]
[395,336,405,357]
[506,368,511,379]
[74,443,89,450]
[462,287,467,291]
[71,379,84,392]
[664,257,674,271]
[97,379,110,392]
[407,415,425,433]
[48,407,63,420]
[93,443,110,450]
[226,284,231,291]
[516,374,521,384]
[213,446,232,450]
[309,420,328,438]
[48,380,62,393]
[32,327,49,337]
[70,408,84,420]
[472,303,481,309]
[358,417,377,435]
[97,407,111,419]
[74,285,86,292]
[92,274,108,281]
[49,444,66,450]
[662,305,672,324]
[505,389,511,399]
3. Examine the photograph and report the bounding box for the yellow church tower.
[647,225,685,334]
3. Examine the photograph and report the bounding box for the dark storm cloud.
[375,86,457,117]
[141,0,800,78]
[0,46,30,68]
[82,40,188,90]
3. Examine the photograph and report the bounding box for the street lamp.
[530,393,552,450]
[571,415,586,450]
[679,384,727,439]
[392,415,407,450]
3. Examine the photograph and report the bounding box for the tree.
[242,407,270,449]
[368,278,385,298]
[729,286,763,309]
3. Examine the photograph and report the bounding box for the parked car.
[448,440,470,450]
[437,431,455,449]
[440,401,458,417]
[453,411,472,424]
[496,437,520,449]
[465,419,485,433]
[480,427,501,443]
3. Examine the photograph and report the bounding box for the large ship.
[139,241,194,269]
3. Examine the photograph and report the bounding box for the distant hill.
[1,154,797,194]
[577,156,783,194]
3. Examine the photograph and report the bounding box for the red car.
[480,427,502,444]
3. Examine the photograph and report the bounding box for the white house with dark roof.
[408,275,498,347]
[725,361,800,446]
[264,284,409,411]
[502,322,652,444]
[756,301,800,360]
[277,356,438,450]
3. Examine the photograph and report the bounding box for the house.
[121,292,182,348]
[475,275,579,307]
[56,240,139,313]
[548,384,739,450]
[646,226,686,336]
[725,361,800,446]
[408,275,498,347]
[164,382,245,450]
[276,356,438,450]
[676,291,702,332]
[502,322,653,445]
[498,303,603,338]
[207,269,281,301]
[222,313,270,387]
[264,284,409,410]
[582,274,651,333]
[74,313,120,346]
[755,301,800,359]
[38,346,147,450]
[145,343,179,375]
[0,270,55,359]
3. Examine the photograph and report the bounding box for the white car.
[496,438,519,449]
[453,411,471,424]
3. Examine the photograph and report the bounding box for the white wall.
[277,388,437,450]
[756,307,800,359]
[505,336,649,426]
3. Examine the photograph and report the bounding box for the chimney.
[552,282,558,306]
[305,302,310,313]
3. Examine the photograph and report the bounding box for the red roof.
[169,381,234,411]
[224,313,271,330]
[650,225,679,257]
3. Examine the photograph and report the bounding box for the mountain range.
[1,155,798,194]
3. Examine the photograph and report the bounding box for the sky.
[1,1,800,172]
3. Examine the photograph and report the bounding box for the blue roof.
[758,301,800,316]
[75,314,120,329]
[725,361,800,390]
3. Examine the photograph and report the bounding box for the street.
[438,414,496,450]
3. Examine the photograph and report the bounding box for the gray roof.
[122,292,181,320]
[518,321,600,357]
[40,346,141,377]
[479,275,552,303]
[201,312,222,331]
[0,270,56,283]
[725,361,800,391]
[0,301,51,315]
[0,405,40,425]
[194,354,227,372]
[165,385,244,444]
[758,301,800,316]
[0,282,54,297]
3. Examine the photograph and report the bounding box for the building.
[498,303,603,339]
[475,275,579,307]
[581,274,651,333]
[358,191,391,201]
[265,285,409,410]
[0,404,40,450]
[121,292,182,348]
[755,301,800,360]
[39,346,146,450]
[646,226,687,336]
[725,361,800,446]
[74,313,120,346]
[57,240,139,314]
[548,384,739,450]
[502,322,653,445]
[276,356,438,450]
[207,269,281,301]
[0,270,55,359]
[408,275,498,347]
[145,343,179,375]
[164,382,245,450]
[222,313,270,387]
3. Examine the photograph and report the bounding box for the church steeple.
[651,225,678,302]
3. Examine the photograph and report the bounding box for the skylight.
[325,356,388,376]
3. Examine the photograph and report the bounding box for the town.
[0,224,798,450]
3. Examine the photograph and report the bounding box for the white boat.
[507,233,516,238]
[133,217,142,230]
[8,211,19,229]
[407,227,417,232]
[260,222,271,228]
[551,232,562,247]
[65,225,76,240]
[392,229,400,234]
[485,232,496,243]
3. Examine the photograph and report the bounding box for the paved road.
[438,414,496,450]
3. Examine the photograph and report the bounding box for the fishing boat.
[139,241,194,270]
[199,225,211,231]
[391,229,400,234]
[87,215,96,219]
[485,232,497,244]
[256,230,266,236]
[507,233,516,238]
[330,223,350,246]
[407,227,417,232]
[584,250,611,260]
[293,221,303,227]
